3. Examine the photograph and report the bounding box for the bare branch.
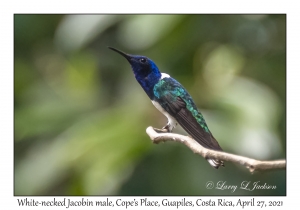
[146,126,286,173]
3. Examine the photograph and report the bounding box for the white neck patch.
[161,73,170,79]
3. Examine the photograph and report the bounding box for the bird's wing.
[154,77,223,151]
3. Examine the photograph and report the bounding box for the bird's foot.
[153,127,168,133]
[162,123,172,133]
[153,123,173,133]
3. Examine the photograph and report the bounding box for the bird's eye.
[139,58,146,63]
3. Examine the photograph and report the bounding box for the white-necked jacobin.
[108,47,224,169]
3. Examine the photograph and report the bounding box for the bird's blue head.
[108,47,161,99]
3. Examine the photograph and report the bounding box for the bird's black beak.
[108,47,132,61]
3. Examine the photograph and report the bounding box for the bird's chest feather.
[151,100,178,129]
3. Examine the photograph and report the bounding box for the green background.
[14,14,286,195]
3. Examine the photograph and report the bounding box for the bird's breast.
[151,100,178,129]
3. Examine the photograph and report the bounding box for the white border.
[2,0,298,209]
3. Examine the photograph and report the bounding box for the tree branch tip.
[145,125,286,173]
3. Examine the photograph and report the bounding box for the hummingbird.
[108,47,224,169]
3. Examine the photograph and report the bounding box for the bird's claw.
[153,127,168,133]
[162,124,172,133]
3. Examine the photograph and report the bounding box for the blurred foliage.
[14,14,286,195]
